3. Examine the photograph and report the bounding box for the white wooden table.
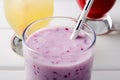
[0,0,120,80]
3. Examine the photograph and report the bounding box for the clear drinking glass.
[4,0,54,56]
[22,17,96,80]
[76,0,116,35]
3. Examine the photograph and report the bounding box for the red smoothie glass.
[77,0,116,35]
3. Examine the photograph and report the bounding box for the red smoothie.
[77,0,116,18]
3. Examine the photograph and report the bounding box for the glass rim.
[22,16,96,55]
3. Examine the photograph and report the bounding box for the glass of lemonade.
[76,0,116,35]
[4,0,54,56]
[22,17,96,80]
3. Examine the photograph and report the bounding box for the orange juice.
[4,0,54,38]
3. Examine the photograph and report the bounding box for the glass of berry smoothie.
[77,0,116,35]
[22,17,96,80]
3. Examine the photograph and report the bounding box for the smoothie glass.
[76,0,116,35]
[22,17,96,80]
[4,0,54,56]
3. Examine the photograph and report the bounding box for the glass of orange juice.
[4,0,54,56]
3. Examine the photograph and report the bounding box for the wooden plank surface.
[0,70,120,80]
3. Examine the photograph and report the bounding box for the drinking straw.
[71,0,94,39]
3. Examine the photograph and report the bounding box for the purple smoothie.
[23,27,94,80]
